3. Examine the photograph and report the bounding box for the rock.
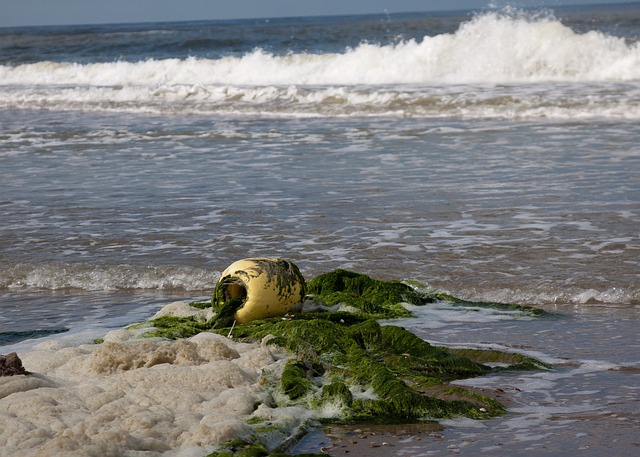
[0,352,30,376]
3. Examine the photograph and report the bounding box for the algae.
[189,300,214,310]
[143,315,213,339]
[307,270,546,318]
[139,270,550,420]
[224,317,518,421]
[320,381,353,407]
[281,360,315,400]
[211,297,246,329]
[446,347,554,371]
[133,269,551,456]
[144,269,546,340]
[206,439,324,457]
[431,291,548,317]
[306,269,428,318]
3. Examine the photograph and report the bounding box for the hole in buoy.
[221,278,247,302]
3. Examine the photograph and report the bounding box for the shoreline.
[292,422,446,456]
[291,385,521,456]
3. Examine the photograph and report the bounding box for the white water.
[0,303,304,457]
[0,263,218,292]
[1,12,639,118]
[2,13,639,85]
[2,7,639,456]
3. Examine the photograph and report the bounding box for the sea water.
[1,3,639,456]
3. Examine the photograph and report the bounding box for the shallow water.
[413,303,640,456]
[2,112,638,299]
[293,302,640,456]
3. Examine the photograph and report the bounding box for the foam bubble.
[151,300,215,321]
[0,303,295,456]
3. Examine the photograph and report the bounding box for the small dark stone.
[0,352,30,376]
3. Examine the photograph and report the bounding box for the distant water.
[1,4,640,455]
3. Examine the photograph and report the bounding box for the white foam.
[0,263,218,292]
[1,12,638,87]
[151,300,215,321]
[446,285,640,306]
[395,301,535,331]
[0,309,295,456]
[1,11,639,119]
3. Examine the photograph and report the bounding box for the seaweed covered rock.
[228,317,511,421]
[145,269,546,340]
[306,269,434,318]
[140,269,550,420]
[306,269,545,318]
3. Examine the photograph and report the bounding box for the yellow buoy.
[213,258,306,324]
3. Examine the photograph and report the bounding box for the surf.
[1,9,638,87]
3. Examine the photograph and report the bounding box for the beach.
[1,3,640,455]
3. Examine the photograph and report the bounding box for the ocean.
[1,2,639,455]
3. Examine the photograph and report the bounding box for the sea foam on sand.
[0,302,298,457]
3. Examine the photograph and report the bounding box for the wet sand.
[293,422,448,456]
[291,388,521,456]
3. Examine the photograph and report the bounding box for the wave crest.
[450,285,640,307]
[2,263,637,305]
[1,10,638,87]
[0,263,218,292]
[1,10,639,118]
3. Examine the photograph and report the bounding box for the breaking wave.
[1,10,639,118]
[1,262,638,305]
[0,263,218,292]
[447,285,640,307]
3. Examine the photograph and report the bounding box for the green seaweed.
[142,272,550,421]
[206,439,324,457]
[321,381,353,407]
[143,315,213,339]
[246,416,267,426]
[307,270,547,318]
[224,317,520,421]
[211,297,246,329]
[189,300,214,310]
[132,269,552,457]
[281,360,315,400]
[432,291,548,317]
[306,269,430,318]
[446,347,554,371]
[143,269,546,340]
